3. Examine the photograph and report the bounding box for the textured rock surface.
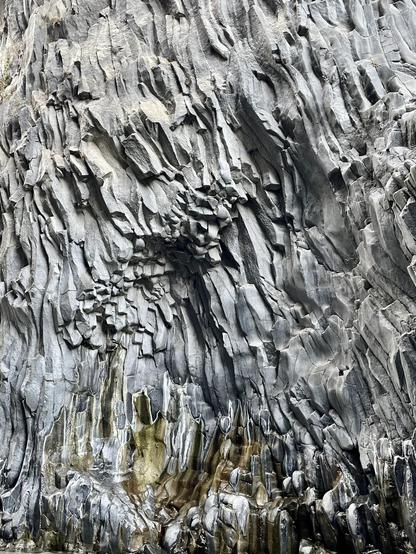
[1,0,416,552]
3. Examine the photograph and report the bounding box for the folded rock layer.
[0,0,416,552]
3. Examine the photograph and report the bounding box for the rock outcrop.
[1,0,416,552]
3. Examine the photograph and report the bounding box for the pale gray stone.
[0,0,416,553]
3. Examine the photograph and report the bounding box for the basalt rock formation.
[1,0,416,553]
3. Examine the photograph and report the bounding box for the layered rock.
[1,0,416,552]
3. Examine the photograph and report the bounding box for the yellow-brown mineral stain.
[131,393,167,492]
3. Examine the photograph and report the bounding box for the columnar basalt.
[1,1,416,553]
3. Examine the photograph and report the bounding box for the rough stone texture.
[1,0,416,552]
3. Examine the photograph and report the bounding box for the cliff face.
[1,0,416,552]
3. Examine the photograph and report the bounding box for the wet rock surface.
[1,0,416,552]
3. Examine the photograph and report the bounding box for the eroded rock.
[0,0,416,553]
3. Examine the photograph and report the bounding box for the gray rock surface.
[1,0,416,552]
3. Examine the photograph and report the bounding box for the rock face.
[2,0,416,552]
